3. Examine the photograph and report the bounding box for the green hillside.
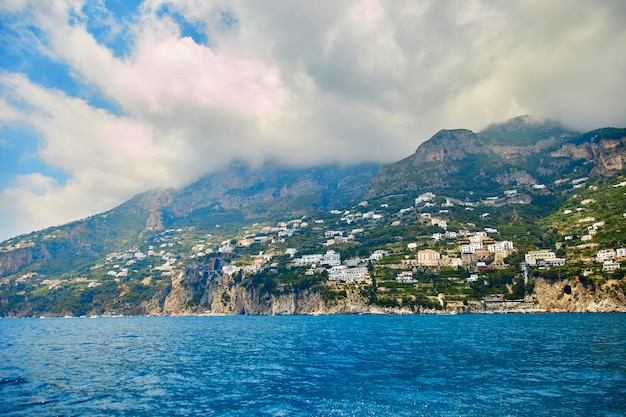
[1,118,625,316]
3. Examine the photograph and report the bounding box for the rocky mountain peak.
[412,129,481,165]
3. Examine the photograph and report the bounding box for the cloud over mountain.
[1,0,625,240]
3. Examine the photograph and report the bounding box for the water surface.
[1,314,625,416]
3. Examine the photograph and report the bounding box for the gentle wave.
[1,314,625,416]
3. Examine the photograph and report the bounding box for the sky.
[1,0,625,242]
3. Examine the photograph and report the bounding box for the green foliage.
[3,123,626,316]
[322,288,347,301]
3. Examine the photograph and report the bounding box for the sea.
[1,314,625,416]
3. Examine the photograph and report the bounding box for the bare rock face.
[142,267,626,316]
[0,247,38,277]
[145,211,164,231]
[492,169,537,186]
[590,139,626,175]
[550,143,593,161]
[412,129,482,165]
[161,271,192,315]
[550,133,626,176]
[533,278,626,313]
[487,138,557,160]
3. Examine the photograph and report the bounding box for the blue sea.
[1,314,625,416]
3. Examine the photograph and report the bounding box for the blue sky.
[1,0,626,241]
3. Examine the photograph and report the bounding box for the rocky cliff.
[140,257,626,316]
[366,121,626,199]
[531,278,626,313]
[143,259,405,316]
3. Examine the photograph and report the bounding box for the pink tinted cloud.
[115,34,283,118]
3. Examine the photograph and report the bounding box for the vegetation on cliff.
[1,118,625,316]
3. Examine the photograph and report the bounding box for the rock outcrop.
[366,121,626,199]
[145,258,626,316]
[532,278,626,313]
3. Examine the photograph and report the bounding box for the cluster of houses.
[221,251,276,276]
[522,248,625,273]
[12,178,624,293]
[596,248,625,272]
[102,244,180,279]
[220,219,310,252]
[215,187,623,285]
[403,229,515,270]
[96,228,211,280]
[0,239,35,254]
[554,176,589,190]
[524,250,566,268]
[291,249,388,282]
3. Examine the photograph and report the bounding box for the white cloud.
[1,0,626,240]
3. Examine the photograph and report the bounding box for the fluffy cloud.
[1,0,625,240]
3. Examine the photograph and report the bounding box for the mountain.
[1,117,625,317]
[367,116,626,199]
[0,163,379,279]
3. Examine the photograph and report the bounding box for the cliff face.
[0,247,39,277]
[366,123,626,199]
[551,136,626,176]
[141,257,626,316]
[148,274,397,316]
[487,138,557,160]
[142,276,626,316]
[140,258,414,316]
[532,278,626,313]
[411,129,482,164]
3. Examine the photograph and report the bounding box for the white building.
[370,250,389,261]
[603,260,621,272]
[487,241,514,254]
[415,192,435,205]
[432,232,445,241]
[222,265,241,275]
[345,266,369,282]
[294,254,323,265]
[445,231,458,239]
[322,250,341,267]
[328,265,369,282]
[525,250,556,265]
[328,265,347,280]
[344,257,363,267]
[462,242,483,254]
[597,249,616,262]
[396,271,415,282]
[466,274,479,283]
[545,258,566,267]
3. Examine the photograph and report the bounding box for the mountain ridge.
[366,120,626,199]
[1,116,625,317]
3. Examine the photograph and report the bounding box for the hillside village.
[1,122,626,316]
[4,173,624,316]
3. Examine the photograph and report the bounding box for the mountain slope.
[0,163,379,279]
[1,117,625,317]
[366,118,626,199]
